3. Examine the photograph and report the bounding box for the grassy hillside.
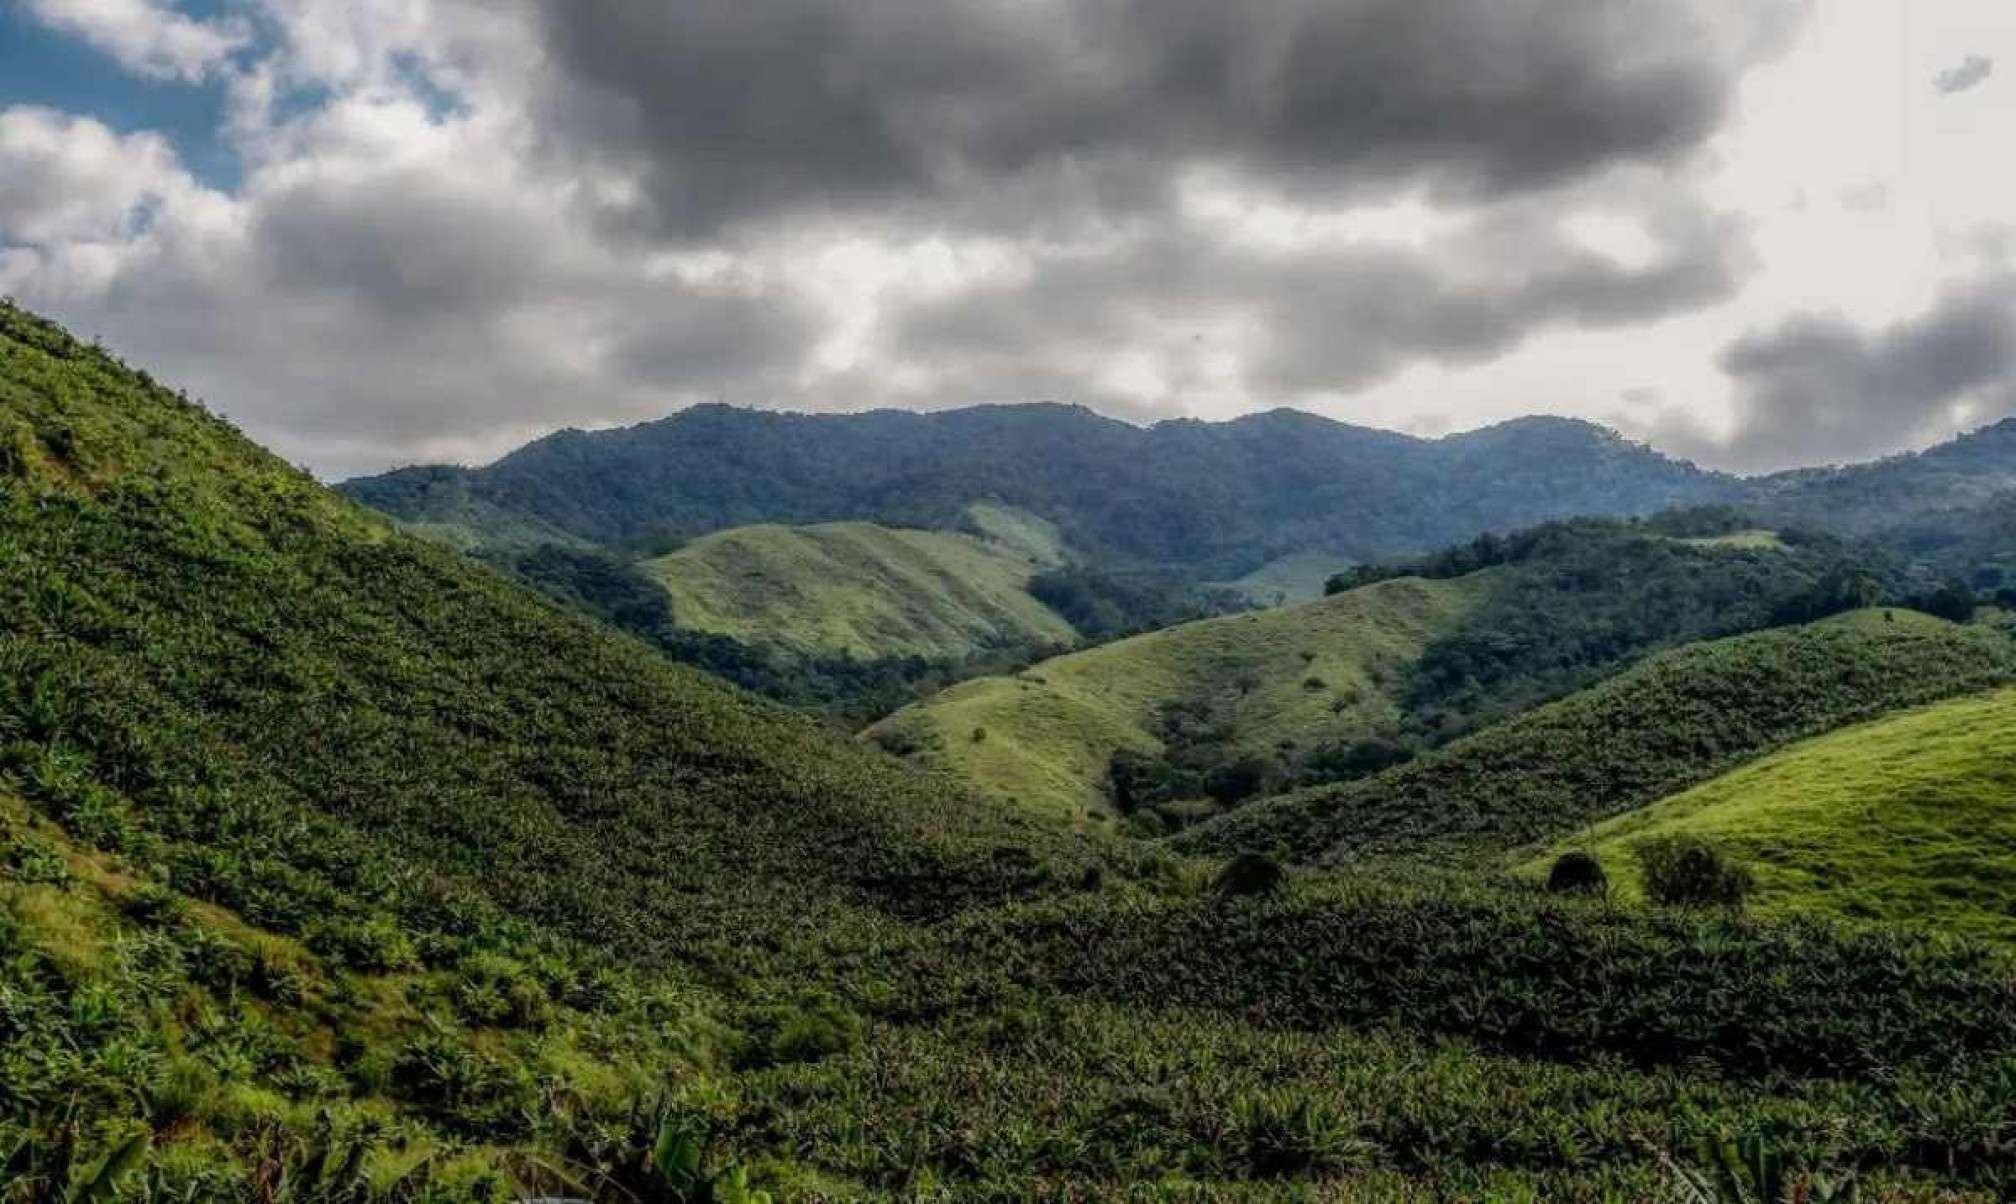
[640,518,1074,660]
[1181,609,2016,863]
[865,576,1490,824]
[1534,685,2016,943]
[1217,550,1358,605]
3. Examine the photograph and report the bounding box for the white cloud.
[7,0,2016,478]
[23,0,252,82]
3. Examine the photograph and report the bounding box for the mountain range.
[343,401,2016,578]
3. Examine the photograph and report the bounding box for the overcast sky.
[2,0,2012,478]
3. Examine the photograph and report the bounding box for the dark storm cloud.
[1935,54,1995,95]
[530,0,1800,238]
[887,201,1747,402]
[1658,278,2016,472]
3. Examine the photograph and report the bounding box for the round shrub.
[1634,835,1754,910]
[1214,852,1286,898]
[1546,850,1609,895]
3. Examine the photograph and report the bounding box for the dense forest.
[342,406,1735,576]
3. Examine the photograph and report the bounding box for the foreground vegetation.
[9,302,2016,1200]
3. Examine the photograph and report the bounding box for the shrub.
[1214,853,1285,898]
[1546,851,1609,895]
[1635,836,1754,910]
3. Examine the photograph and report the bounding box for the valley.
[10,301,2016,1199]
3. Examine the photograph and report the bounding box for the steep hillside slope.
[343,404,1733,574]
[1180,610,2016,863]
[1534,685,2016,942]
[865,576,1490,823]
[0,306,1076,955]
[641,517,1073,660]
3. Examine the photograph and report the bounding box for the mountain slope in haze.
[1532,683,2016,943]
[343,404,1735,575]
[640,510,1073,660]
[864,575,1492,823]
[1180,609,2016,864]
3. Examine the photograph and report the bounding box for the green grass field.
[864,574,1489,823]
[1184,608,2016,864]
[1215,550,1358,605]
[1679,528,1787,550]
[640,515,1075,659]
[1533,684,2016,943]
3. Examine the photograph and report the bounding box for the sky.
[1,0,2012,479]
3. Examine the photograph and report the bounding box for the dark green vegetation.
[1181,609,2016,863]
[11,302,2016,1200]
[342,406,1733,576]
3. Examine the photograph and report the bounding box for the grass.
[1215,551,1359,606]
[1181,608,2016,863]
[1679,528,1787,551]
[864,574,1489,824]
[640,517,1076,660]
[1533,684,2016,943]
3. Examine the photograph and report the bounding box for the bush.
[1635,836,1754,910]
[1214,853,1285,898]
[1546,851,1609,895]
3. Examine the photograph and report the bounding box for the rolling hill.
[1531,684,2016,943]
[639,509,1074,660]
[876,516,1916,829]
[864,575,1487,824]
[1179,609,2016,864]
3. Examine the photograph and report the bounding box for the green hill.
[1531,684,2016,943]
[1180,609,2016,864]
[864,575,1491,824]
[876,516,1915,831]
[640,515,1073,660]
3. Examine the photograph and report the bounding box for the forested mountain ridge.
[345,400,2016,583]
[342,403,1736,575]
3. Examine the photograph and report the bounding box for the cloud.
[1654,277,2016,471]
[0,97,816,476]
[0,107,193,245]
[1935,54,1995,95]
[3,0,1810,476]
[878,184,1749,416]
[529,0,1803,239]
[22,0,251,83]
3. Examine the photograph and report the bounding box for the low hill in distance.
[881,514,1915,831]
[865,574,1487,824]
[1181,609,2016,865]
[640,509,1073,661]
[1531,683,2016,943]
